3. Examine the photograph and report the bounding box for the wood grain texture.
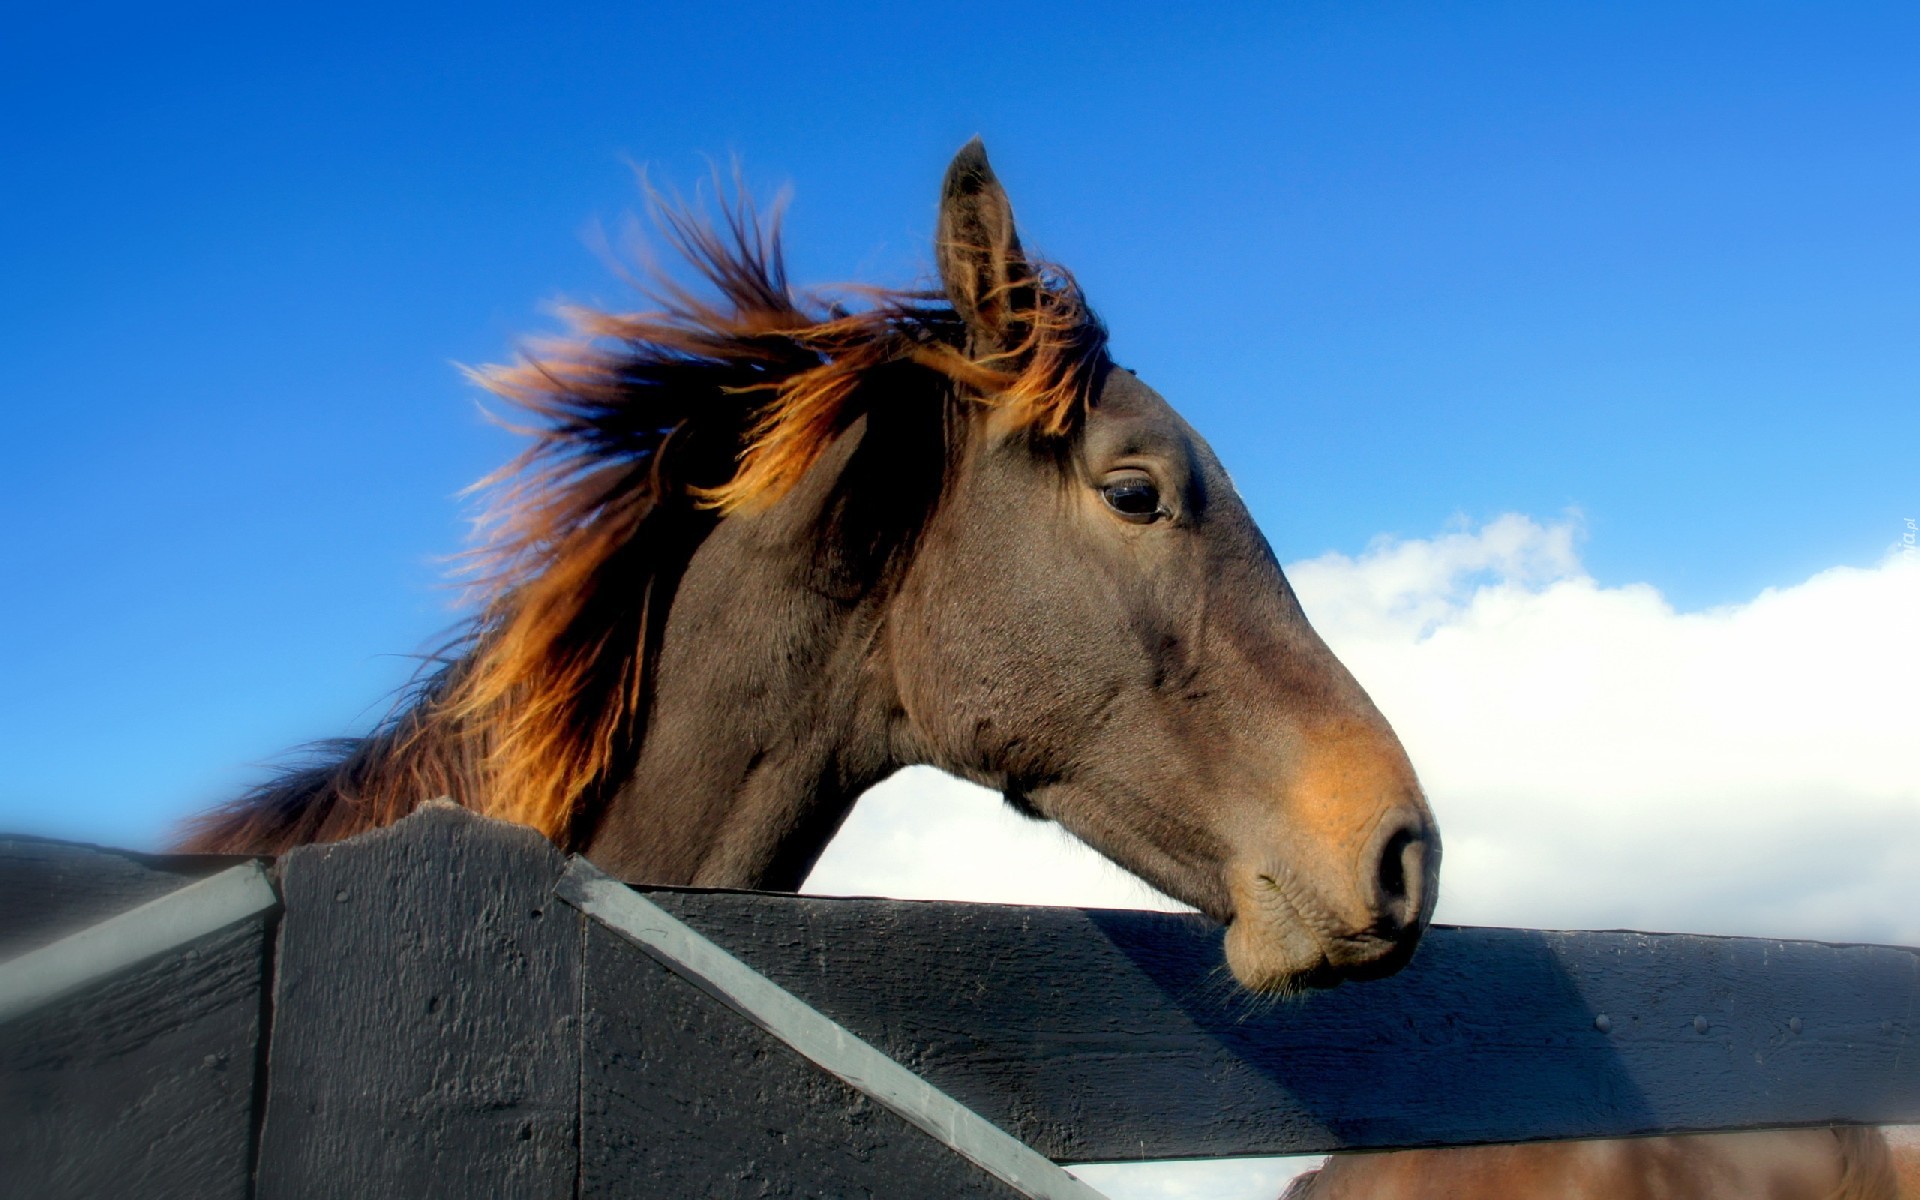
[0,835,252,959]
[0,918,270,1200]
[642,891,1920,1161]
[581,919,1039,1199]
[254,805,583,1200]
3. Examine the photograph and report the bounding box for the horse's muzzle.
[1222,806,1439,993]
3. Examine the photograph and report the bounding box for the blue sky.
[3,1,1915,849]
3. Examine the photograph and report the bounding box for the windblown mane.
[179,190,1107,854]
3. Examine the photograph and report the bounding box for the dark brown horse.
[182,140,1439,993]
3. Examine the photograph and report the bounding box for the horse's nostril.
[1377,828,1409,903]
[1371,819,1431,930]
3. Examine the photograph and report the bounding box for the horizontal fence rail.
[645,890,1920,1160]
[2,803,1917,1197]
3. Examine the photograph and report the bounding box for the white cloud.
[803,516,1920,1200]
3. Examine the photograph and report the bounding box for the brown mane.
[179,188,1106,854]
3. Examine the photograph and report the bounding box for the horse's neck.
[580,469,912,890]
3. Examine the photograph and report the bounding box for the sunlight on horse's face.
[893,366,1439,992]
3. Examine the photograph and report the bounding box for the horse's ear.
[936,138,1036,350]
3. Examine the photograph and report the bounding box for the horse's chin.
[1223,914,1332,994]
[1223,873,1423,994]
[1224,920,1419,993]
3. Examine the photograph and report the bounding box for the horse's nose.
[1365,809,1437,933]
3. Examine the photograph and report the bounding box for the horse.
[179,139,1441,994]
[1279,1127,1906,1199]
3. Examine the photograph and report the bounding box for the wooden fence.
[3,802,1917,1197]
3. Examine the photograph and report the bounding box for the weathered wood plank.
[0,918,271,1200]
[254,804,582,1199]
[581,918,1049,1199]
[644,890,1920,1161]
[0,835,251,959]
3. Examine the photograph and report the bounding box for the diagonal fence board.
[0,864,277,1200]
[0,836,258,960]
[578,917,1072,1199]
[641,889,1920,1161]
[563,862,1103,1200]
[0,863,278,1023]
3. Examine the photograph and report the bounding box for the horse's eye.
[1100,476,1165,522]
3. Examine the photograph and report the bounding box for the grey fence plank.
[643,890,1920,1161]
[0,918,272,1200]
[254,804,582,1200]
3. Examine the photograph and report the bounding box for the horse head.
[885,142,1439,991]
